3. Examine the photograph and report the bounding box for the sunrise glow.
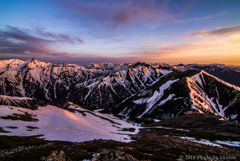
[1,0,240,65]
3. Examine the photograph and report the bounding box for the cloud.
[35,28,84,43]
[189,26,240,37]
[110,0,169,28]
[0,25,83,56]
[134,39,240,65]
[60,0,199,29]
[133,25,240,65]
[175,12,228,24]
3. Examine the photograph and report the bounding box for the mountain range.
[0,58,240,123]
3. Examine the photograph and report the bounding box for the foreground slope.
[0,104,138,142]
[1,112,240,161]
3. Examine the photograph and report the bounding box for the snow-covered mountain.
[0,58,131,101]
[68,62,171,111]
[0,59,170,101]
[115,70,240,122]
[0,59,240,123]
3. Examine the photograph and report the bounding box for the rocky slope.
[68,62,170,110]
[113,70,240,122]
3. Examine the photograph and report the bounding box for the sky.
[1,0,240,66]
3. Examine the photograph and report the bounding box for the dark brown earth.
[1,112,240,161]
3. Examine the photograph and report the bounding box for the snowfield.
[0,105,139,142]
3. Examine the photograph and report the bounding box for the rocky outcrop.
[41,150,71,161]
[92,147,141,161]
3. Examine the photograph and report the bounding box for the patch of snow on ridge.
[0,105,139,142]
[29,68,42,83]
[215,140,240,147]
[133,98,149,105]
[187,71,238,120]
[187,71,217,114]
[0,71,19,83]
[138,79,179,118]
[157,94,175,106]
[0,95,33,100]
[179,137,222,147]
[157,69,172,75]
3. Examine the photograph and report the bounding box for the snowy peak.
[25,58,51,69]
[186,71,240,121]
[85,63,102,69]
[151,63,171,68]
[0,59,28,72]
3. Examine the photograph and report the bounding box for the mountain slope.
[0,59,171,103]
[0,59,125,101]
[0,104,138,142]
[114,70,240,122]
[68,63,171,110]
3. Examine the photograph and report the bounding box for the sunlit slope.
[0,105,138,142]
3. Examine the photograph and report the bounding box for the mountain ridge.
[0,58,240,123]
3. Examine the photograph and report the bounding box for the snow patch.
[158,69,172,75]
[0,105,139,142]
[138,79,179,118]
[179,137,222,147]
[215,140,240,147]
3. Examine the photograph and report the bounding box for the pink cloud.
[110,0,167,28]
[0,25,84,56]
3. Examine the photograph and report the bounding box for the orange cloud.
[188,26,240,37]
